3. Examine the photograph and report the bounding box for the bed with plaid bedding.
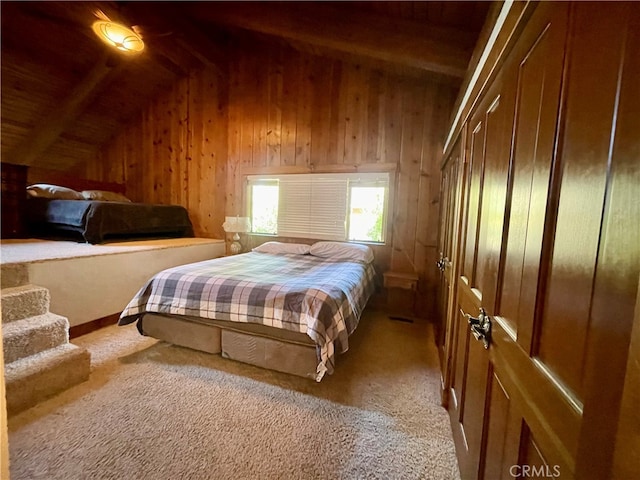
[119,251,376,380]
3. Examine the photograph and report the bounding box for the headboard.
[27,167,126,194]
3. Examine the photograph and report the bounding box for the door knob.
[467,307,492,349]
[436,257,449,272]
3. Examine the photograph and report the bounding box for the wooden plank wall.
[84,41,457,318]
[83,66,228,240]
[227,42,457,316]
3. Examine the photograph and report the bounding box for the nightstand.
[383,271,419,291]
[383,271,419,319]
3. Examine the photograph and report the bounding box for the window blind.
[278,175,348,240]
[247,172,390,241]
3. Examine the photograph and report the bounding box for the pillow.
[26,184,83,200]
[309,241,374,264]
[80,190,131,202]
[252,241,310,255]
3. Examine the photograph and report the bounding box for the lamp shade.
[92,20,144,55]
[222,216,251,233]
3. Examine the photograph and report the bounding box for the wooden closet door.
[559,4,639,478]
[448,3,568,478]
[480,4,571,476]
[437,138,462,386]
[445,3,637,478]
[448,68,513,478]
[482,3,637,479]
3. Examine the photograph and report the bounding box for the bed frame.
[27,167,127,195]
[141,313,320,379]
[120,248,377,381]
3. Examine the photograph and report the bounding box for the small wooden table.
[383,271,419,291]
[383,271,419,320]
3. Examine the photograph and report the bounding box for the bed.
[118,242,377,381]
[25,191,194,244]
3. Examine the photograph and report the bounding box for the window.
[248,179,278,234]
[348,183,386,243]
[247,172,389,243]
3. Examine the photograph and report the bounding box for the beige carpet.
[8,311,460,480]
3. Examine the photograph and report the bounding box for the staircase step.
[1,284,50,323]
[5,343,91,416]
[3,312,69,364]
[1,264,29,289]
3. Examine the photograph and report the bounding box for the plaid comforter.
[119,252,376,380]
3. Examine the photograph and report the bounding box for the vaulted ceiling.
[1,1,490,172]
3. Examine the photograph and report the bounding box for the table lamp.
[222,216,251,254]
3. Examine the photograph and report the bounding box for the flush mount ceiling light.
[92,20,144,55]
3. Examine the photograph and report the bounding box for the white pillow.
[252,241,311,255]
[81,190,131,202]
[26,184,83,200]
[309,241,374,264]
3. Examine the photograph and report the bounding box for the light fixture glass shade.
[92,20,144,55]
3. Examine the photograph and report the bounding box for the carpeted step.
[1,263,29,289]
[5,343,91,416]
[1,284,50,323]
[3,312,70,364]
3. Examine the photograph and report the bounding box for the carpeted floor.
[7,310,460,480]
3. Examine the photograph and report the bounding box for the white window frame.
[246,171,390,244]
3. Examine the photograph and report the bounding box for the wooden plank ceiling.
[1,1,489,172]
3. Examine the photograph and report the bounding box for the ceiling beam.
[153,3,229,78]
[114,2,228,78]
[6,53,122,167]
[186,2,476,78]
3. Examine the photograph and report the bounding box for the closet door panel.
[462,121,485,282]
[489,0,574,474]
[482,368,522,480]
[537,1,639,405]
[450,69,512,479]
[574,4,640,477]
[451,305,470,413]
[439,140,463,402]
[475,90,512,312]
[449,106,485,478]
[438,150,461,372]
[498,7,567,348]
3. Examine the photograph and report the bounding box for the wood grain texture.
[483,370,512,480]
[451,281,488,479]
[437,142,462,391]
[226,43,458,318]
[574,4,640,477]
[188,1,477,78]
[498,8,566,354]
[0,2,188,171]
[86,65,228,239]
[612,278,640,479]
[438,2,640,479]
[462,119,484,282]
[6,53,119,167]
[443,1,534,158]
[610,10,640,476]
[474,89,512,313]
[83,40,457,318]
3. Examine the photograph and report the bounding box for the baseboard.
[69,313,120,339]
